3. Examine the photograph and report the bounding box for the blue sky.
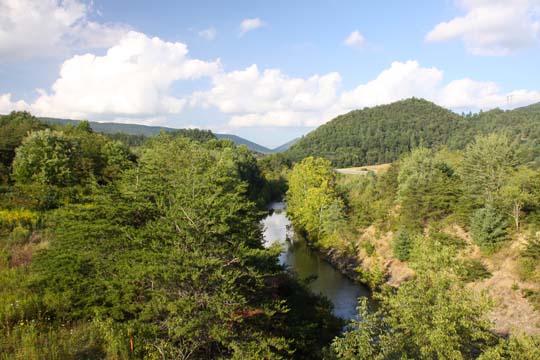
[1,0,540,147]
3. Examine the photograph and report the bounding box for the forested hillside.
[285,98,540,167]
[39,117,275,154]
[286,134,540,358]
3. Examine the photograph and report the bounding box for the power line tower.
[507,94,513,107]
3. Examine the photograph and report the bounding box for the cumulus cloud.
[340,60,540,111]
[343,30,366,49]
[340,61,443,108]
[0,0,129,60]
[198,27,216,40]
[189,60,540,128]
[191,64,342,127]
[0,93,29,113]
[426,0,540,55]
[239,18,265,36]
[30,31,220,119]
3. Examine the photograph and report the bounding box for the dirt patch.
[356,226,414,287]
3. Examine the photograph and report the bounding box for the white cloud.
[198,27,216,40]
[190,60,540,128]
[343,30,366,49]
[340,61,443,108]
[30,31,220,119]
[426,0,540,55]
[0,0,129,60]
[239,18,265,36]
[191,64,342,127]
[107,116,169,126]
[439,78,540,109]
[0,93,29,113]
[340,60,540,111]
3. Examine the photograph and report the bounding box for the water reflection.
[262,202,370,320]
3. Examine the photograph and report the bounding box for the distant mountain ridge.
[39,117,291,154]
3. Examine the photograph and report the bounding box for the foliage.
[286,157,345,245]
[0,134,341,359]
[0,209,39,230]
[12,129,79,187]
[470,206,509,254]
[286,98,467,167]
[460,133,520,207]
[333,270,496,359]
[285,98,540,168]
[169,128,217,142]
[0,111,48,178]
[392,230,412,261]
[478,334,540,360]
[499,166,540,230]
[457,258,492,282]
[397,148,460,229]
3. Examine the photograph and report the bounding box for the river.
[262,202,371,320]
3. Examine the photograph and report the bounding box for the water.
[262,202,371,320]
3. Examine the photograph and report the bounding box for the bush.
[0,209,39,231]
[360,240,376,257]
[457,258,492,282]
[392,230,412,261]
[522,237,540,259]
[470,206,508,254]
[517,257,540,282]
[430,231,467,249]
[7,226,31,246]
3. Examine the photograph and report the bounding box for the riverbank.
[262,202,371,320]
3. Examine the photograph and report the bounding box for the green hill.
[39,117,274,153]
[285,98,467,167]
[272,137,299,152]
[285,98,540,167]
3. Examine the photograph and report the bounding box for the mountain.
[39,117,274,153]
[285,98,467,167]
[213,134,272,153]
[285,99,540,167]
[272,137,299,152]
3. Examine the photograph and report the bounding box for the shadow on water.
[262,202,371,321]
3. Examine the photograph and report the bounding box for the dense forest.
[0,111,341,359]
[285,98,540,167]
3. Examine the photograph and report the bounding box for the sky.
[1,0,540,148]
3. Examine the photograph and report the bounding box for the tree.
[332,270,495,359]
[392,230,412,261]
[286,157,344,244]
[499,167,540,230]
[397,148,458,229]
[12,129,79,186]
[460,133,520,206]
[0,111,47,171]
[470,206,508,254]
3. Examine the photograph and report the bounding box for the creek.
[262,202,371,320]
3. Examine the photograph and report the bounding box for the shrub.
[522,237,540,259]
[392,230,412,261]
[517,257,540,282]
[0,209,39,230]
[470,206,508,254]
[7,226,31,246]
[457,258,492,282]
[360,240,376,257]
[430,231,466,249]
